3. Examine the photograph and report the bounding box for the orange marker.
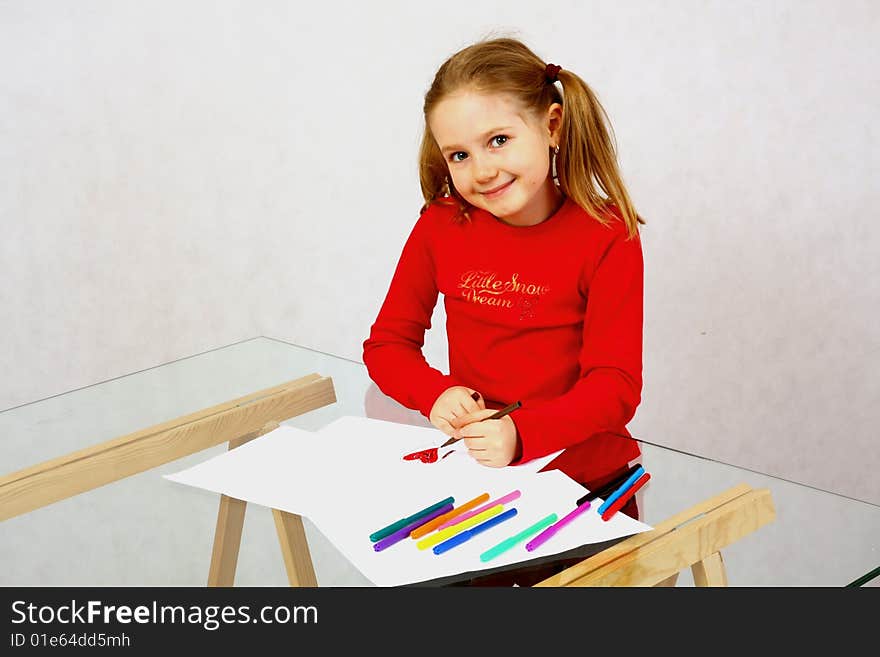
[409,492,490,539]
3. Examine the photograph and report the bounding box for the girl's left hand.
[452,409,521,468]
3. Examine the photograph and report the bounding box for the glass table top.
[1,337,877,586]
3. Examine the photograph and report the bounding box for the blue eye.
[448,135,507,162]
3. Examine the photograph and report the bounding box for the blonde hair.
[419,37,644,237]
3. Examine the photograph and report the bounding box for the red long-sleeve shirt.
[362,197,643,484]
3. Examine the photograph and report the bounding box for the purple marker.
[373,503,454,552]
[435,490,521,531]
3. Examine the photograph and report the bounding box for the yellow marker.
[410,492,490,540]
[416,505,504,551]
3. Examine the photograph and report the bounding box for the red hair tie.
[545,63,562,83]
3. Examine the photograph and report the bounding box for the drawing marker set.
[367,464,651,563]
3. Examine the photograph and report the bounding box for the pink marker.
[435,490,522,531]
[525,500,592,552]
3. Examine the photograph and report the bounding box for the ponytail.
[555,69,644,238]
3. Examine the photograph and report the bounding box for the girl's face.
[429,90,562,226]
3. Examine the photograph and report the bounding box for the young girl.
[362,37,645,585]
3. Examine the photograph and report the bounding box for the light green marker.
[479,513,559,563]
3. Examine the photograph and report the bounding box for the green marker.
[369,497,455,543]
[479,513,559,563]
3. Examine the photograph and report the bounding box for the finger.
[466,449,490,464]
[450,410,474,430]
[433,417,456,437]
[465,440,487,454]
[456,408,499,429]
[467,391,484,414]
[460,420,498,439]
[476,451,505,467]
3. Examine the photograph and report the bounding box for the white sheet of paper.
[164,417,651,586]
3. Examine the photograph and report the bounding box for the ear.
[546,102,563,147]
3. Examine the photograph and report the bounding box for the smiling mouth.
[481,179,515,197]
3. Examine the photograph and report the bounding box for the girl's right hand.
[429,386,485,437]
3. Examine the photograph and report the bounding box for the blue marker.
[597,466,644,515]
[432,508,518,555]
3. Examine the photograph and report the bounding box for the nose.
[470,153,497,184]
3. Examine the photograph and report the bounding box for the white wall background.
[2,1,877,504]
